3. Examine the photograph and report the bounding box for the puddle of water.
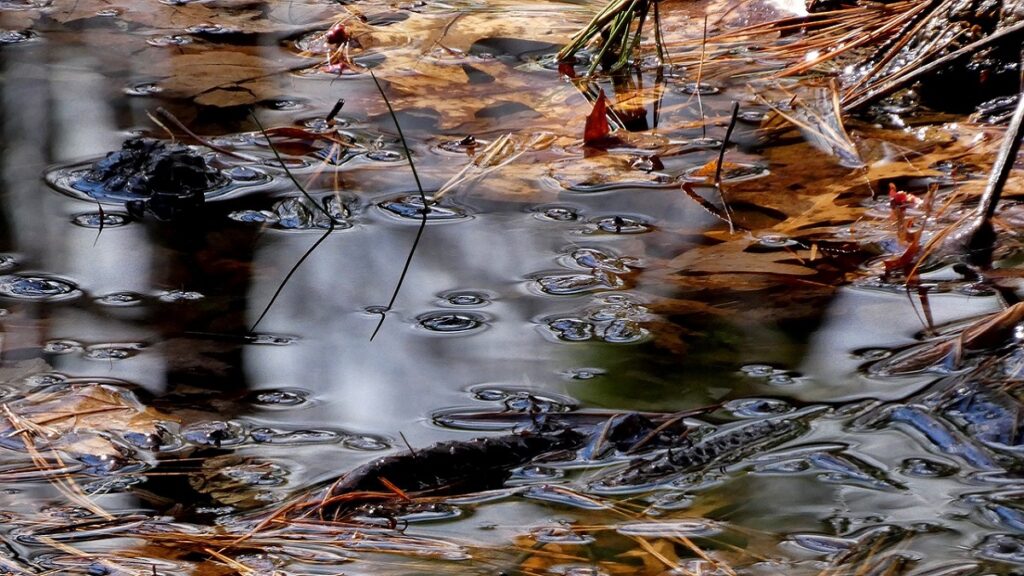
[1,0,1024,574]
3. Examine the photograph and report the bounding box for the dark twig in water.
[399,431,418,457]
[697,16,709,139]
[713,101,740,233]
[960,89,1024,266]
[248,113,339,333]
[92,200,105,248]
[326,98,346,122]
[368,69,429,341]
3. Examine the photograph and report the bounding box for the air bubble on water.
[976,534,1024,564]
[509,465,564,483]
[678,82,720,95]
[616,519,722,537]
[738,109,768,123]
[520,485,607,509]
[599,319,648,343]
[539,206,579,221]
[342,434,390,450]
[186,23,239,35]
[71,212,130,228]
[83,343,145,361]
[548,318,594,342]
[0,275,81,301]
[248,389,308,407]
[250,428,340,445]
[440,290,490,307]
[147,35,193,47]
[741,364,776,378]
[529,526,595,544]
[225,166,268,182]
[263,99,304,111]
[96,292,143,306]
[365,149,404,162]
[436,135,484,154]
[158,289,204,302]
[564,367,605,380]
[123,83,163,96]
[43,339,83,354]
[418,311,486,333]
[724,398,793,418]
[588,215,650,235]
[0,30,32,44]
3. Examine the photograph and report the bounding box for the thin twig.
[155,108,259,162]
[248,113,338,333]
[368,70,429,341]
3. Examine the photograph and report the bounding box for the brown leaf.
[584,89,611,144]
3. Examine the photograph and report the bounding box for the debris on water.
[437,135,483,154]
[587,215,650,235]
[377,194,468,221]
[66,137,226,221]
[270,196,350,230]
[182,420,247,448]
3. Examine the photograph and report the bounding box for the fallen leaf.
[584,89,611,144]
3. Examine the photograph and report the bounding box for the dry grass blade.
[757,82,861,167]
[1,405,113,520]
[434,133,554,199]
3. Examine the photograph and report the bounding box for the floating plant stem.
[368,69,429,341]
[248,112,339,333]
[155,108,259,162]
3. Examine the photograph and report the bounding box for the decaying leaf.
[584,89,612,144]
[0,381,176,465]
